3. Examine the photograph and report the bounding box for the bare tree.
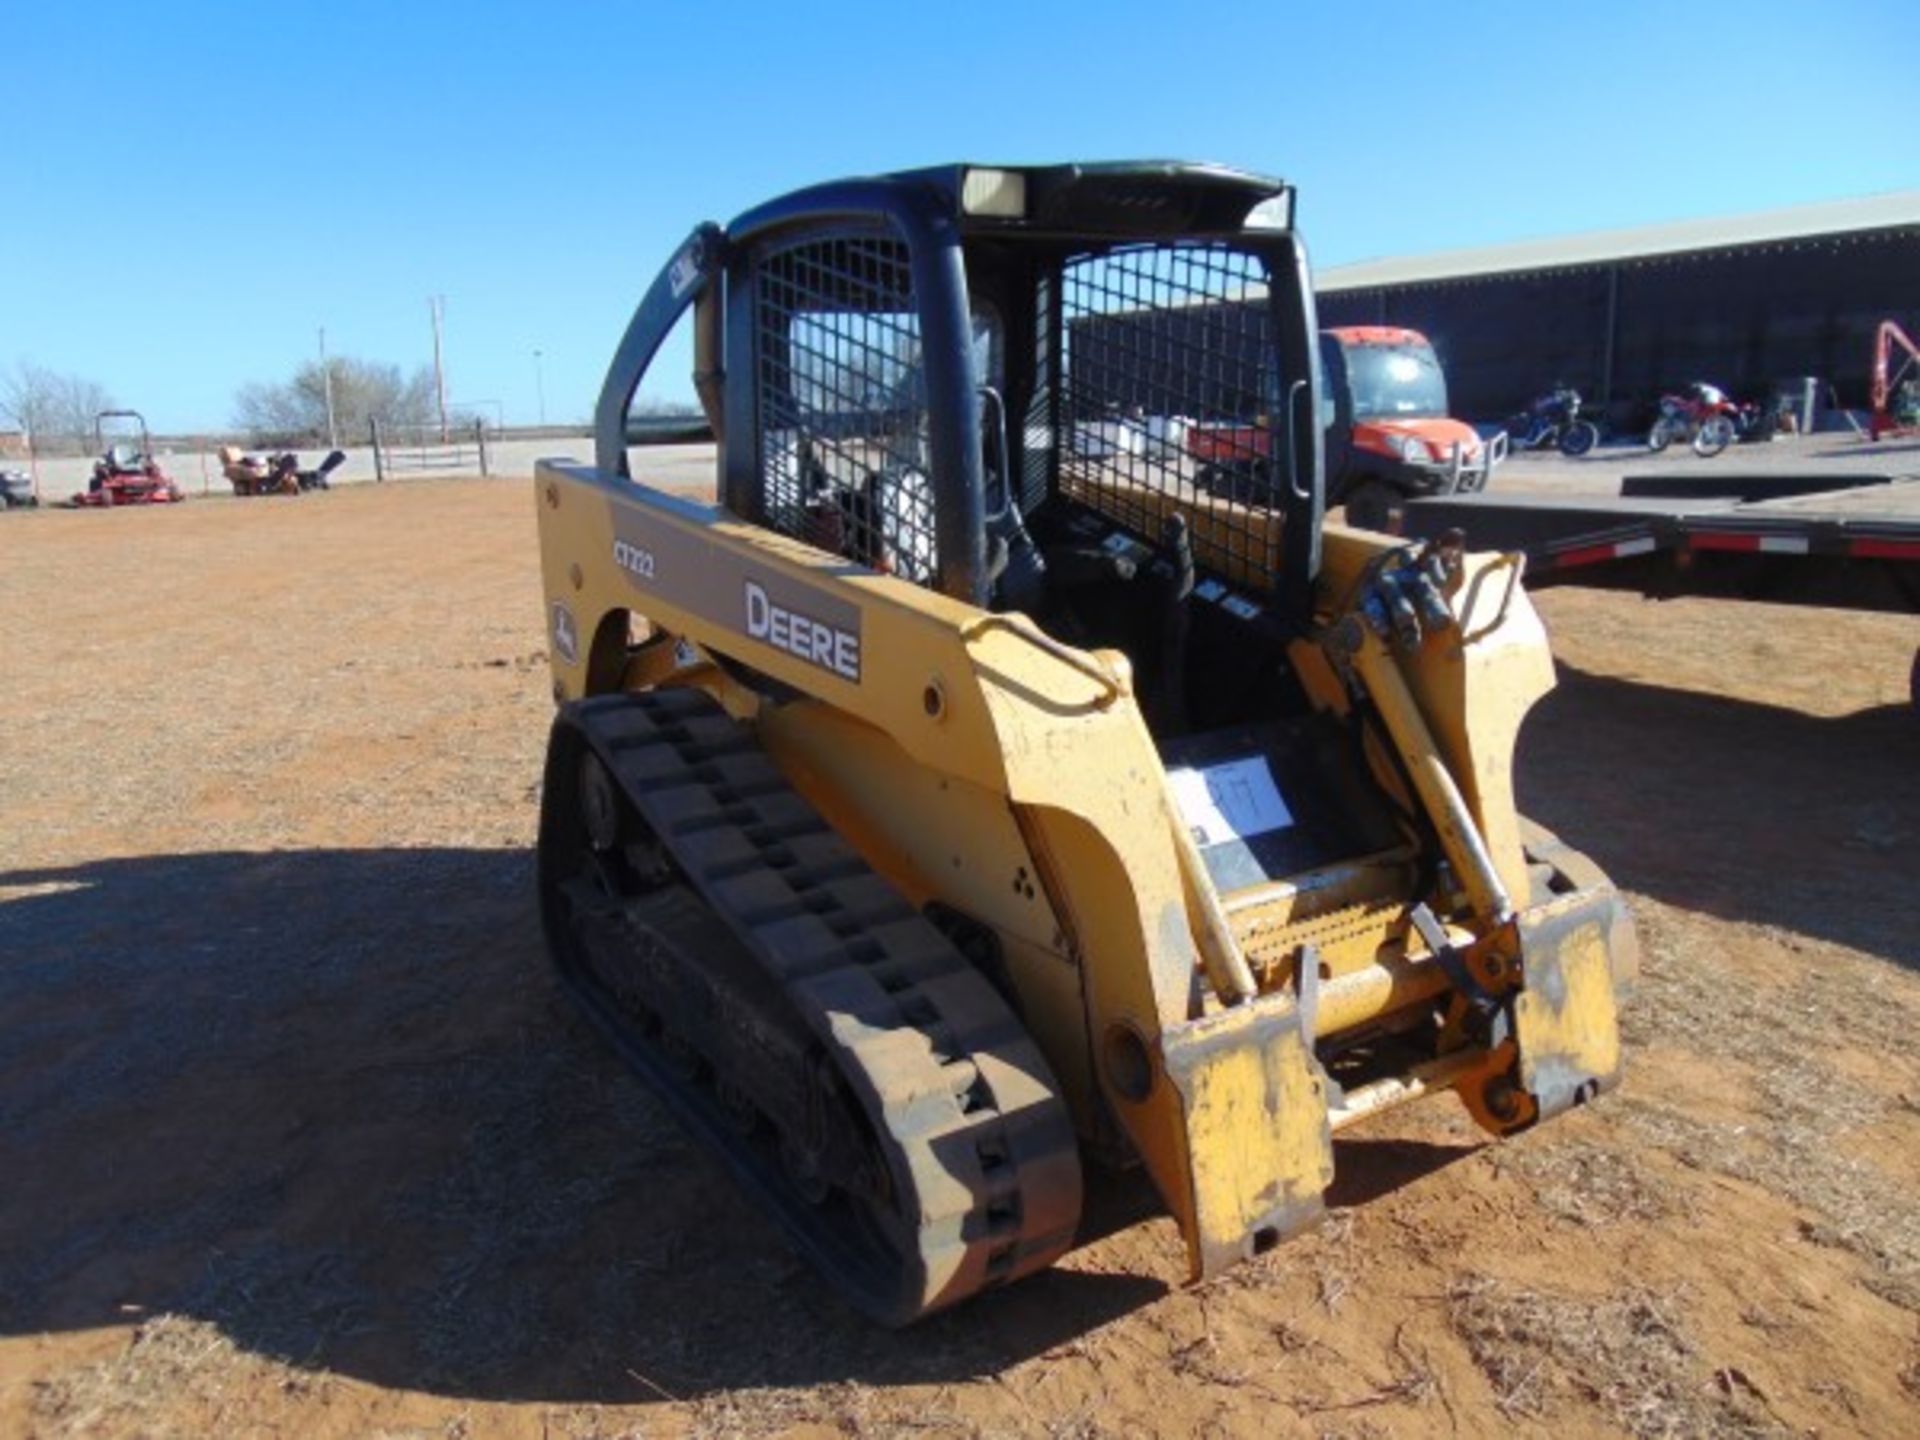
[233,357,437,445]
[0,362,57,436]
[1,361,118,451]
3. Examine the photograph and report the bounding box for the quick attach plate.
[1159,991,1334,1278]
[1512,887,1629,1120]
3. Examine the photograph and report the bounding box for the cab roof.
[727,161,1293,244]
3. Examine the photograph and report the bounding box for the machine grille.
[1055,244,1282,586]
[754,232,940,588]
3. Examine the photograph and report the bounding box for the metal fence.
[369,417,492,481]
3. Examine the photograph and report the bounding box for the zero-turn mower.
[68,410,184,507]
[533,162,1636,1325]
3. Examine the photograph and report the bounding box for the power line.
[319,327,337,449]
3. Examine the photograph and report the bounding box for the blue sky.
[5,0,1914,433]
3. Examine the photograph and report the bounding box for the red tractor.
[68,411,185,507]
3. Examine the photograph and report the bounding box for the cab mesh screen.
[753,233,938,587]
[1056,244,1281,584]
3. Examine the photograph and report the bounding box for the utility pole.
[429,295,449,442]
[319,327,338,449]
[533,348,547,428]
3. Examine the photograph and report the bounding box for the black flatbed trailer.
[1397,471,1920,607]
[1392,470,1920,703]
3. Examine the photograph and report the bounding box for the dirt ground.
[2,480,1917,1439]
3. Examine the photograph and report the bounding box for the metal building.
[1314,191,1920,426]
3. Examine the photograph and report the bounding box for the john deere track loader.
[534,162,1636,1325]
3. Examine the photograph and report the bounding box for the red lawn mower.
[68,410,184,507]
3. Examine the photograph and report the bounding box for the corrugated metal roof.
[1317,190,1920,293]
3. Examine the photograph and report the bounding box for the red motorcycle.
[1647,383,1739,458]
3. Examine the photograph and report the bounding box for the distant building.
[0,430,25,459]
[1315,191,1920,424]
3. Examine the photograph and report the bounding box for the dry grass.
[1446,1275,1781,1438]
[1166,1328,1253,1390]
[1614,1092,1920,1313]
[1184,1203,1359,1323]
[1040,1412,1114,1440]
[686,1380,992,1439]
[1290,1322,1440,1420]
[1309,1211,1356,1317]
[29,1315,328,1440]
[1617,899,1920,1311]
[1493,1133,1684,1228]
[364,1410,649,1440]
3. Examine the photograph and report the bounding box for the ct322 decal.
[604,495,865,685]
[612,537,657,580]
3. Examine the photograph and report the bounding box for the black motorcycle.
[1509,386,1600,457]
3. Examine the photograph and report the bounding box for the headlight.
[1394,434,1430,462]
[960,168,1027,218]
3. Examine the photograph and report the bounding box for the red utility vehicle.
[68,411,184,507]
[1317,327,1503,521]
[1186,326,1504,530]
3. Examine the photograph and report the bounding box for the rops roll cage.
[594,162,1327,622]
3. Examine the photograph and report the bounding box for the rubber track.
[549,689,1082,1323]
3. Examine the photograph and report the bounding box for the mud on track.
[1,480,1917,1438]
